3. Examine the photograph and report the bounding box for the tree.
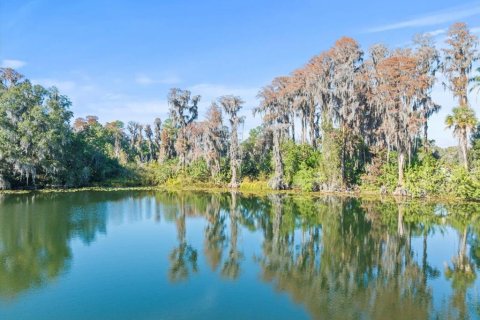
[144,124,154,161]
[306,51,333,142]
[153,117,162,160]
[445,107,477,169]
[442,22,478,108]
[0,68,23,89]
[413,34,440,149]
[329,37,363,185]
[168,88,200,169]
[218,96,244,188]
[105,120,125,161]
[203,103,226,179]
[0,74,73,189]
[376,49,426,188]
[159,119,176,163]
[127,121,144,162]
[256,78,290,190]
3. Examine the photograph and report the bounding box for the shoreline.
[0,184,475,204]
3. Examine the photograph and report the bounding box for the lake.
[0,190,479,319]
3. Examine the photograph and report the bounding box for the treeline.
[1,22,480,199]
[255,22,479,195]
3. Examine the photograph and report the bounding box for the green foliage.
[147,160,178,185]
[361,151,398,192]
[282,141,321,191]
[0,81,73,188]
[2,70,480,201]
[186,159,210,183]
[241,127,272,180]
[240,178,270,191]
[404,153,448,197]
[317,126,343,190]
[450,163,480,201]
[445,106,477,137]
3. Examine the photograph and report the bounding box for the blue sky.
[1,0,479,146]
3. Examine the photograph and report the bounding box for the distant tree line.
[1,22,480,199]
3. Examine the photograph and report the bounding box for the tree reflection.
[0,192,110,299]
[253,197,436,319]
[168,193,198,282]
[444,205,479,319]
[2,190,480,319]
[203,194,226,271]
[221,192,244,279]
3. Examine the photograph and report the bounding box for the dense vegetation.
[1,22,480,199]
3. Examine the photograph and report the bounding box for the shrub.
[405,153,447,197]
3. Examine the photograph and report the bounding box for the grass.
[0,177,476,204]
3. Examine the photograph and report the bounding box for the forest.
[1,22,480,200]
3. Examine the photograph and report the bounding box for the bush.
[293,166,320,191]
[148,160,178,185]
[449,163,480,200]
[360,150,398,192]
[317,127,343,190]
[405,153,447,197]
[282,141,321,190]
[186,159,210,183]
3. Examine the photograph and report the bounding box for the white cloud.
[1,59,26,69]
[365,3,480,33]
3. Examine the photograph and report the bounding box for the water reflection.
[168,193,198,282]
[0,191,480,319]
[0,192,111,299]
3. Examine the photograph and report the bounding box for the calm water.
[0,191,480,319]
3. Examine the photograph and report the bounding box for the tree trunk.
[269,128,286,190]
[460,129,469,170]
[386,137,390,163]
[0,174,10,190]
[309,97,316,148]
[398,151,405,187]
[290,110,296,142]
[423,120,429,152]
[341,125,346,187]
[460,70,468,107]
[229,121,240,188]
[114,136,121,159]
[301,115,307,144]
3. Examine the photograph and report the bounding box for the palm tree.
[445,106,477,169]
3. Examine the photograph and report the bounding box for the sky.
[1,0,480,147]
